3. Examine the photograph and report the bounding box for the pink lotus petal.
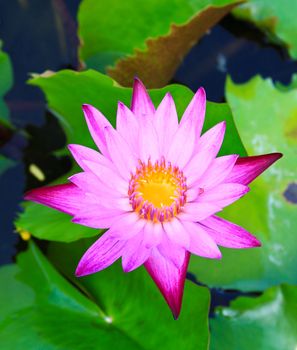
[76,232,126,277]
[69,172,122,199]
[180,202,222,222]
[104,126,138,179]
[143,221,163,248]
[181,221,222,259]
[131,77,155,117]
[197,154,239,190]
[83,160,128,195]
[197,183,249,207]
[166,117,196,168]
[138,116,160,163]
[122,231,151,272]
[25,183,84,215]
[163,218,190,248]
[72,207,125,229]
[68,144,113,172]
[158,235,187,268]
[185,121,226,186]
[109,212,146,240]
[145,247,190,319]
[180,87,206,137]
[154,93,178,155]
[201,215,261,248]
[82,104,112,157]
[116,102,140,151]
[227,153,283,185]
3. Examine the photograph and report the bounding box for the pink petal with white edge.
[198,183,249,207]
[154,93,178,155]
[76,232,126,277]
[181,221,222,259]
[131,77,155,117]
[184,121,226,185]
[144,247,190,319]
[163,218,190,248]
[116,102,140,151]
[109,212,146,240]
[197,154,239,190]
[180,202,221,222]
[227,153,283,185]
[121,231,151,272]
[82,104,112,157]
[200,215,261,248]
[104,126,138,180]
[166,117,196,168]
[180,87,206,137]
[24,183,84,216]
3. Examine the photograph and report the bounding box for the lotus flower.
[25,79,281,318]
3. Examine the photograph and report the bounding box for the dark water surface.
[0,1,296,306]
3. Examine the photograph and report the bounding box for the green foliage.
[189,76,297,291]
[78,0,239,87]
[15,69,245,242]
[0,241,210,349]
[0,43,13,127]
[233,0,297,59]
[210,284,297,349]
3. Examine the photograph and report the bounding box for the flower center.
[128,157,187,222]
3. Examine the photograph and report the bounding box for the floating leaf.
[0,42,13,127]
[78,0,240,87]
[190,76,297,291]
[233,0,297,59]
[0,241,210,349]
[210,284,297,350]
[17,69,245,242]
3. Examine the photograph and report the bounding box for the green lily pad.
[16,69,245,242]
[189,75,297,291]
[233,0,297,59]
[210,284,297,350]
[0,241,211,349]
[0,42,13,127]
[78,0,239,87]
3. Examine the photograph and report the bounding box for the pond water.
[0,0,296,306]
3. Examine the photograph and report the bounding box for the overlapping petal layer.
[25,78,281,318]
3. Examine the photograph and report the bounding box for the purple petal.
[138,116,160,163]
[121,231,151,272]
[163,218,190,248]
[181,221,222,259]
[131,78,155,117]
[24,183,84,215]
[82,104,112,157]
[144,247,190,319]
[76,232,126,277]
[227,153,282,185]
[109,212,146,240]
[200,215,261,248]
[157,235,187,268]
[180,87,206,137]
